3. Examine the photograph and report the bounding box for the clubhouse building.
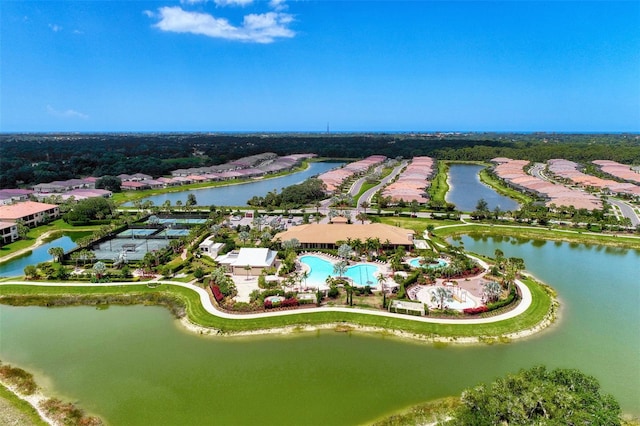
[273,223,416,250]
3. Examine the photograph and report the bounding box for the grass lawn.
[434,223,640,249]
[428,161,449,204]
[478,168,535,205]
[0,220,98,259]
[0,278,554,339]
[0,383,47,426]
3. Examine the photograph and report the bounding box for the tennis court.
[90,237,171,261]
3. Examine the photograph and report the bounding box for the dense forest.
[1,133,639,188]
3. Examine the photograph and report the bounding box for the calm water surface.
[0,235,82,277]
[1,236,638,424]
[127,161,342,207]
[446,163,519,212]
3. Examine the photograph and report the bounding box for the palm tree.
[48,246,65,263]
[431,287,453,310]
[360,200,370,214]
[355,211,368,224]
[376,272,388,308]
[238,230,251,246]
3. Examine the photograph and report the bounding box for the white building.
[216,248,278,276]
[199,237,224,258]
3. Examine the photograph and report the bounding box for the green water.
[0,236,639,424]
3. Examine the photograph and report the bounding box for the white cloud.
[143,10,156,18]
[215,0,254,6]
[153,6,294,43]
[269,0,287,11]
[179,0,253,5]
[49,24,62,32]
[46,105,89,120]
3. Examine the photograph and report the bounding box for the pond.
[446,163,519,212]
[0,237,638,423]
[0,234,85,278]
[126,161,343,207]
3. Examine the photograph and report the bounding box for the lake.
[446,163,519,212]
[1,236,638,423]
[126,161,343,207]
[0,234,83,278]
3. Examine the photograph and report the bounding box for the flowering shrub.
[281,298,299,308]
[210,284,224,302]
[463,306,489,315]
[264,300,273,309]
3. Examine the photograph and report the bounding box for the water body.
[446,163,519,212]
[127,162,342,207]
[0,235,81,277]
[0,237,638,423]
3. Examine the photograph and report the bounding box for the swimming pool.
[299,255,382,287]
[408,257,448,269]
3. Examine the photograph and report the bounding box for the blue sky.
[1,1,639,132]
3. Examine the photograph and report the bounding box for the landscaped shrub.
[487,287,517,311]
[463,306,489,315]
[327,286,340,298]
[264,300,273,309]
[210,284,224,302]
[281,297,299,308]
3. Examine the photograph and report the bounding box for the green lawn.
[0,383,47,426]
[433,223,640,249]
[428,161,449,204]
[478,168,535,204]
[0,278,554,339]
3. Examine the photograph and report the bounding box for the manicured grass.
[0,383,47,426]
[428,161,449,204]
[434,223,640,249]
[354,182,377,203]
[0,279,554,339]
[0,221,98,259]
[479,168,534,205]
[378,216,461,235]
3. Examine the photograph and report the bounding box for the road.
[607,197,640,227]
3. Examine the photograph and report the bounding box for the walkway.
[0,274,532,325]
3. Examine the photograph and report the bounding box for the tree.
[355,211,368,224]
[337,243,352,260]
[15,220,29,240]
[24,265,38,279]
[238,230,251,246]
[377,272,388,308]
[431,286,453,310]
[472,198,490,220]
[93,261,106,279]
[48,246,65,263]
[333,260,348,278]
[482,281,502,303]
[193,266,205,282]
[95,175,122,192]
[360,200,370,214]
[186,193,197,209]
[453,366,621,425]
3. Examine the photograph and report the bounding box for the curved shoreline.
[0,274,557,345]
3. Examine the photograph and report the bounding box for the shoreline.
[0,378,54,426]
[177,295,558,345]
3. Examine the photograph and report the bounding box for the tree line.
[1,133,638,188]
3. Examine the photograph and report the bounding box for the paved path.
[0,275,532,325]
[607,197,640,227]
